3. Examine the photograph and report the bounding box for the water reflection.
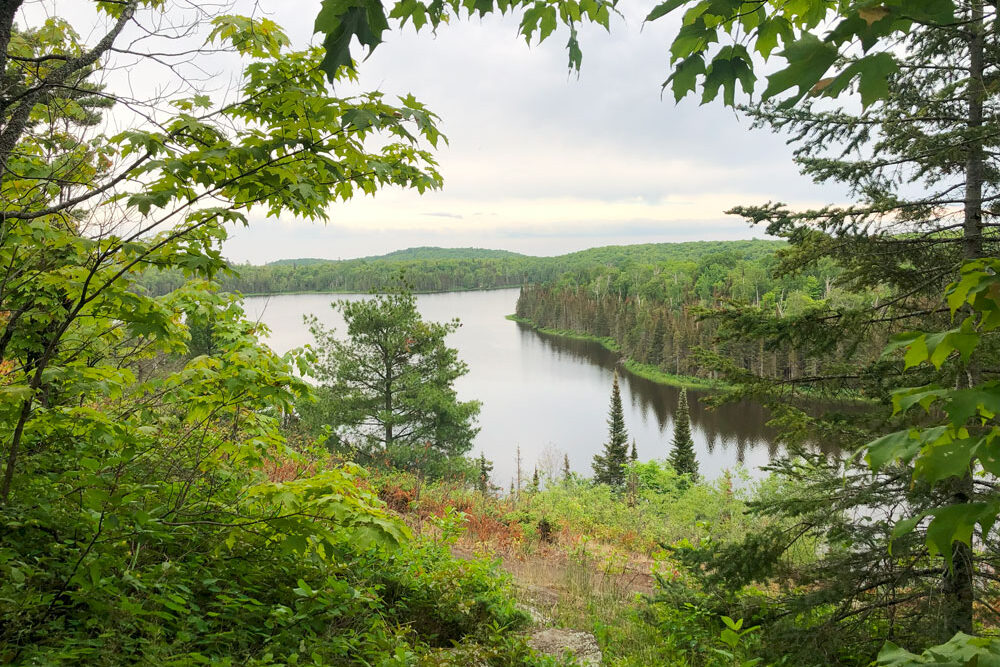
[525,327,778,466]
[244,289,795,484]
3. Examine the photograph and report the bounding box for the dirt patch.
[453,543,657,665]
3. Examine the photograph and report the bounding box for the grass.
[372,462,778,666]
[622,360,727,390]
[506,314,621,352]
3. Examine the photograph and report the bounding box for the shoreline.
[506,315,874,403]
[240,285,523,298]
[505,314,725,391]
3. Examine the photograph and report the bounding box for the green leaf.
[866,429,922,470]
[754,16,792,59]
[925,503,999,569]
[892,386,947,415]
[670,16,719,63]
[701,46,755,105]
[889,514,923,545]
[818,52,898,108]
[567,29,583,72]
[316,0,390,81]
[665,54,706,102]
[762,34,838,106]
[646,0,689,23]
[868,426,951,470]
[912,436,981,485]
[945,385,1000,426]
[903,334,928,369]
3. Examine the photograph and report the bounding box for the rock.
[516,602,550,626]
[527,628,603,665]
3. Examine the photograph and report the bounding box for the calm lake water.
[243,289,778,486]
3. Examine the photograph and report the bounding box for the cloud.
[40,0,843,262]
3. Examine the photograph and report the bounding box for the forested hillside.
[137,239,786,295]
[514,243,891,387]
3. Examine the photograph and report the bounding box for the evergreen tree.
[529,466,540,494]
[649,1,1000,653]
[668,389,698,481]
[562,453,571,486]
[629,439,638,462]
[476,454,493,495]
[703,5,1000,648]
[592,371,629,487]
[302,291,480,478]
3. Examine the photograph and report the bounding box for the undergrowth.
[370,461,794,666]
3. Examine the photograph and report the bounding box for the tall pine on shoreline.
[592,371,629,487]
[668,389,698,482]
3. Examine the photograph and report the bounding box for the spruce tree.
[562,454,571,487]
[476,454,493,495]
[668,389,698,481]
[529,467,540,494]
[700,8,1000,648]
[629,439,638,462]
[592,371,629,487]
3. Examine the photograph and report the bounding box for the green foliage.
[651,0,957,109]
[527,461,755,551]
[0,6,548,663]
[512,240,868,390]
[668,388,699,481]
[477,453,495,495]
[137,239,789,297]
[714,616,762,667]
[296,290,481,478]
[877,633,1000,666]
[312,0,958,112]
[313,0,614,81]
[865,259,1000,571]
[592,371,630,487]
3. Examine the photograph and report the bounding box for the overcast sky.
[35,1,850,262]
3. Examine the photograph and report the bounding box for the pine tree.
[668,389,698,481]
[303,291,480,478]
[629,439,638,462]
[592,371,629,487]
[562,453,571,487]
[529,466,540,493]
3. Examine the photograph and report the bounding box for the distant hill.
[267,247,527,266]
[140,240,786,297]
[553,239,784,267]
[266,258,332,266]
[371,247,527,261]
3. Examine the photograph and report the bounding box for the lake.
[243,288,779,486]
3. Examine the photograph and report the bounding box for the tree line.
[514,245,891,389]
[135,239,787,296]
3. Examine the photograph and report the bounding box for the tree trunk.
[942,1,987,637]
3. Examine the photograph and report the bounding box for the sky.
[31,0,849,263]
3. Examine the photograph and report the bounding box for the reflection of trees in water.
[523,326,779,460]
